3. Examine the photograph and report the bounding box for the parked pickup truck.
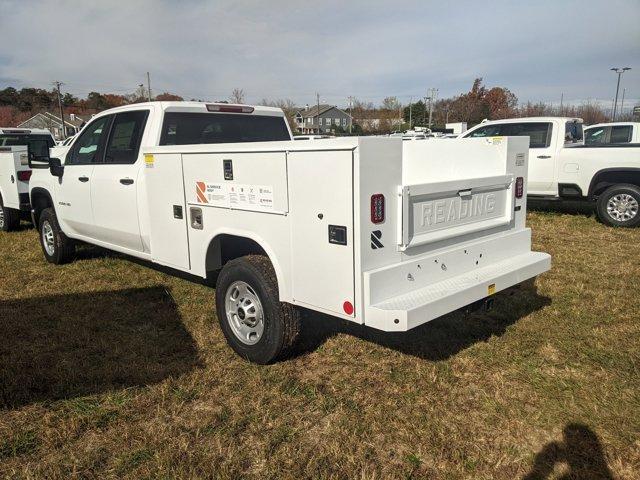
[29,101,550,363]
[462,117,640,227]
[584,122,640,145]
[0,128,55,231]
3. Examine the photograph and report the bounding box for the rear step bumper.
[365,251,551,332]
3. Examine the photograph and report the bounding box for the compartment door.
[288,150,355,317]
[145,152,190,270]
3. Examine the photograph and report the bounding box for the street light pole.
[611,67,631,121]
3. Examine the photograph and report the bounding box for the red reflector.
[17,170,32,182]
[343,301,354,315]
[206,104,254,114]
[370,194,385,224]
[515,177,524,199]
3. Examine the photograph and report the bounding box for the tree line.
[0,79,634,130]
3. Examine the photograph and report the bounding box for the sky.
[0,0,639,109]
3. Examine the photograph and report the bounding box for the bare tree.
[381,96,400,111]
[260,98,298,129]
[230,88,245,104]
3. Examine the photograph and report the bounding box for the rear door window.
[610,125,632,144]
[500,122,552,148]
[103,110,149,164]
[159,112,291,145]
[0,134,54,157]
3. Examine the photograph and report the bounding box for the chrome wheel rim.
[606,193,638,222]
[42,220,55,256]
[225,281,265,345]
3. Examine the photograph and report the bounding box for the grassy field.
[0,211,638,479]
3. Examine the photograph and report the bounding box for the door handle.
[537,155,551,159]
[78,176,89,182]
[120,178,134,185]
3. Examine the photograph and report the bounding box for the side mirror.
[49,158,64,178]
[28,152,51,169]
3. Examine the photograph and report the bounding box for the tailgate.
[399,174,514,249]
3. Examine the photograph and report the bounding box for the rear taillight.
[206,104,254,114]
[515,177,524,199]
[371,194,385,224]
[17,170,32,182]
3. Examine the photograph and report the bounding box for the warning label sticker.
[195,182,274,210]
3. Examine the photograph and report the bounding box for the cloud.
[0,0,638,106]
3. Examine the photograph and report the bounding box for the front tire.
[596,184,640,228]
[38,208,75,264]
[215,255,301,364]
[0,196,20,232]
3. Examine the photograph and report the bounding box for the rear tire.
[38,208,75,264]
[596,184,640,228]
[215,255,301,364]
[0,196,20,232]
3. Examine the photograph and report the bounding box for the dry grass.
[0,211,638,479]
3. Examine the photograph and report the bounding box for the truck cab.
[29,102,292,255]
[461,117,583,196]
[461,117,640,227]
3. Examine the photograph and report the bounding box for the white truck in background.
[0,128,55,231]
[29,101,550,363]
[462,117,640,227]
[584,122,640,145]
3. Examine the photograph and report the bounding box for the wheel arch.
[204,229,289,300]
[588,168,640,199]
[29,187,55,226]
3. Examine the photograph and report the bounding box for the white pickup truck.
[0,128,56,231]
[462,117,640,227]
[584,122,640,145]
[29,101,550,363]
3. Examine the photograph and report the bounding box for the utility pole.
[409,97,412,129]
[426,88,438,129]
[620,88,626,117]
[348,96,353,134]
[52,81,66,140]
[423,96,427,126]
[316,93,320,134]
[146,72,152,101]
[611,67,631,121]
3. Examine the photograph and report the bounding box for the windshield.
[0,134,55,157]
[159,112,291,146]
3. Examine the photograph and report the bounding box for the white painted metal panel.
[288,149,356,317]
[144,153,190,270]
[90,163,144,252]
[0,148,23,209]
